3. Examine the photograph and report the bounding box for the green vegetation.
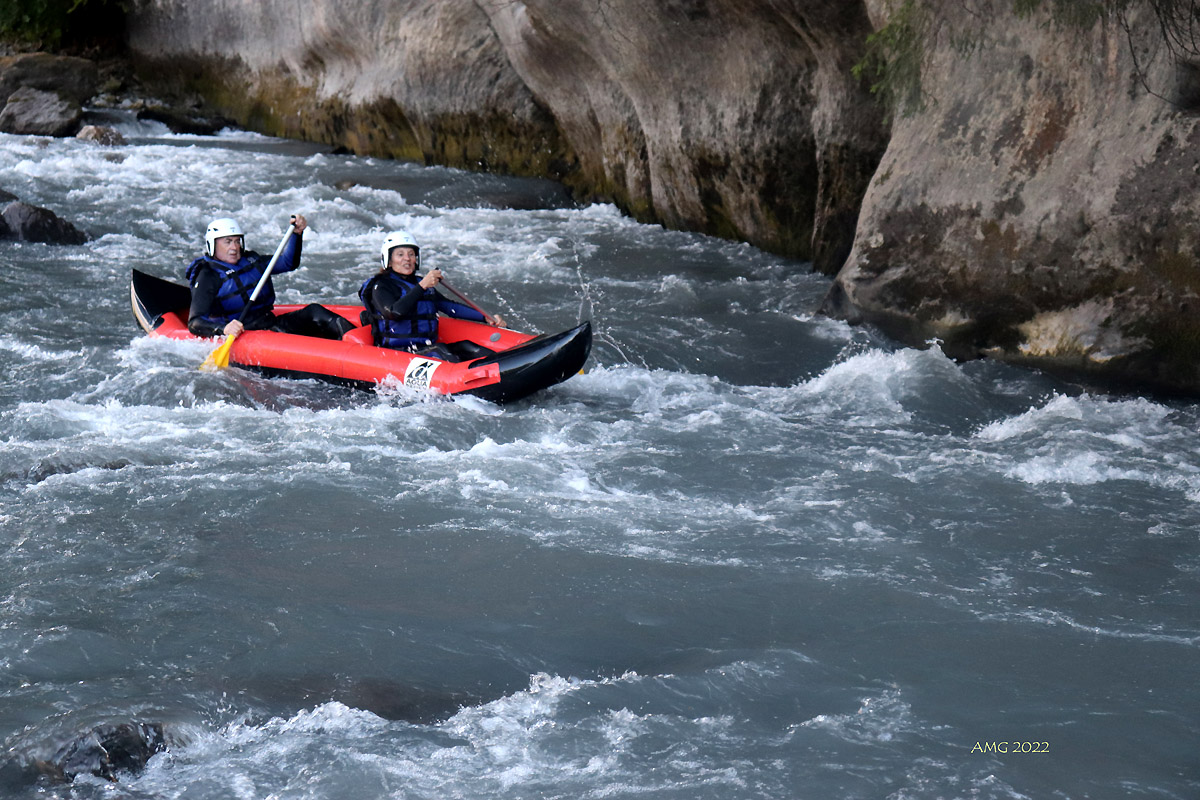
[0,0,128,49]
[852,0,929,116]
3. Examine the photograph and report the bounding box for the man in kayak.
[359,230,505,360]
[185,215,355,340]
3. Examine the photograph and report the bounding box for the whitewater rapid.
[0,119,1197,799]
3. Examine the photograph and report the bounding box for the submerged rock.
[0,188,16,235]
[136,104,234,135]
[30,722,167,784]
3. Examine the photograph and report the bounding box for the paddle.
[199,223,296,371]
[439,276,505,327]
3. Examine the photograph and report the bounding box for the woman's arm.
[369,278,424,321]
[434,295,486,323]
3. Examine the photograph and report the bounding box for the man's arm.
[187,269,225,337]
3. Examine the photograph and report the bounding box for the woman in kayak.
[359,230,505,361]
[186,214,354,340]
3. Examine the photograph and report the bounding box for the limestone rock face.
[825,0,1200,393]
[124,0,887,266]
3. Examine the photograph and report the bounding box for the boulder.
[33,723,166,784]
[76,124,126,145]
[0,53,100,106]
[0,87,82,137]
[1,202,89,245]
[824,0,1200,393]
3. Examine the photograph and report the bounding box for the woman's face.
[388,246,418,275]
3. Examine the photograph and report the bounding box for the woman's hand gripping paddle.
[199,223,296,371]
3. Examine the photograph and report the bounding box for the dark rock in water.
[233,673,483,724]
[137,105,233,135]
[335,676,482,723]
[1,201,89,244]
[0,190,13,238]
[0,52,99,106]
[33,722,167,783]
[0,86,83,137]
[76,124,127,145]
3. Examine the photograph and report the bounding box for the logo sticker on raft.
[403,358,440,390]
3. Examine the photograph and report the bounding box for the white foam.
[1004,451,1150,486]
[968,393,1200,498]
[0,335,75,362]
[795,689,914,745]
[795,345,966,422]
[976,393,1170,442]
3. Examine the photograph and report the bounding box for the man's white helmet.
[381,230,420,269]
[205,218,244,257]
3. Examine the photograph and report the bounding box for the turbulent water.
[1,116,1197,800]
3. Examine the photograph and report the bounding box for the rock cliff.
[123,0,1200,393]
[124,0,886,272]
[825,0,1200,394]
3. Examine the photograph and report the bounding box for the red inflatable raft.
[130,269,591,403]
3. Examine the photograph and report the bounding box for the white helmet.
[381,230,420,269]
[205,217,244,256]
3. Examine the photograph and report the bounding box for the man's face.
[214,235,243,265]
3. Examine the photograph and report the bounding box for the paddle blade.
[199,333,237,371]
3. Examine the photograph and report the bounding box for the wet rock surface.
[827,0,1200,394]
[36,722,167,783]
[1,200,89,244]
[0,722,168,787]
[76,123,127,145]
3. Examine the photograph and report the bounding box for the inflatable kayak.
[129,269,591,403]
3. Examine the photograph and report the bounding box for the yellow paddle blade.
[199,332,238,371]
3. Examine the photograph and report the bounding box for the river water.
[0,118,1197,800]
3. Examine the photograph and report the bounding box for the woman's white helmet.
[381,230,420,269]
[205,218,244,257]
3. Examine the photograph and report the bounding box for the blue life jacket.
[186,253,276,326]
[359,271,441,349]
